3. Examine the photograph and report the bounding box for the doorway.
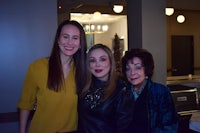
[171,35,194,76]
[57,1,128,51]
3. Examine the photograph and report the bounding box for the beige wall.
[58,0,167,84]
[58,13,127,53]
[94,16,127,52]
[167,9,200,75]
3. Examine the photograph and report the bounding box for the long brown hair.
[48,20,87,93]
[80,44,117,101]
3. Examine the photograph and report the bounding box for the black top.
[128,85,149,133]
[78,77,133,133]
[127,79,178,133]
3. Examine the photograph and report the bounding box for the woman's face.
[89,48,110,81]
[58,24,80,57]
[125,57,146,89]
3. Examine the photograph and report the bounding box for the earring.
[145,76,148,79]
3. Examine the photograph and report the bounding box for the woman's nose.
[68,38,73,44]
[130,69,136,75]
[95,61,100,67]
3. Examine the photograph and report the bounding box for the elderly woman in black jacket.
[121,48,178,133]
[78,44,133,133]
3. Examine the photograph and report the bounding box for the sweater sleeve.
[18,62,38,110]
[155,85,179,133]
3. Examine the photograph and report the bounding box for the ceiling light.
[177,15,185,23]
[83,24,109,34]
[113,5,123,13]
[165,8,174,16]
[58,6,62,9]
[93,11,101,19]
[102,25,109,32]
[90,25,95,31]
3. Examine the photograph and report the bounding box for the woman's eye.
[100,57,107,62]
[89,59,96,63]
[73,37,78,40]
[63,35,68,39]
[126,66,130,71]
[135,66,143,70]
[72,35,80,40]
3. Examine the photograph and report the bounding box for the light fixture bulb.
[93,11,101,19]
[97,25,101,31]
[177,15,185,23]
[90,25,95,31]
[102,25,109,32]
[165,8,174,16]
[113,5,123,13]
[85,25,90,31]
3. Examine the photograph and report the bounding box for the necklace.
[85,78,107,109]
[85,87,104,109]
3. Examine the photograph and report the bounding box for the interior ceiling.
[70,13,126,24]
[166,0,200,11]
[58,0,200,24]
[58,0,127,14]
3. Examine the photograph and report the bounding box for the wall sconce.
[177,15,185,23]
[113,5,123,13]
[165,7,174,16]
[83,24,109,34]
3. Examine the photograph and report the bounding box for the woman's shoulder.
[30,57,48,66]
[27,57,49,73]
[150,81,171,94]
[115,77,132,96]
[116,77,129,89]
[32,57,48,63]
[113,78,134,105]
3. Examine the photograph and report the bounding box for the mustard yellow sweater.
[18,58,78,133]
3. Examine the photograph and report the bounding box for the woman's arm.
[19,109,31,133]
[115,86,134,133]
[158,87,179,133]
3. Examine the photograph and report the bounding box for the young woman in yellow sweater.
[18,20,87,133]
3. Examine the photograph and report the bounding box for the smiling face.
[58,24,80,57]
[88,48,111,81]
[125,57,146,90]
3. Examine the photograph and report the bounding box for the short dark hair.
[121,48,154,78]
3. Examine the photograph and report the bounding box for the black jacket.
[127,79,178,133]
[78,78,133,133]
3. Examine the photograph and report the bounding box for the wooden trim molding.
[0,111,34,123]
[0,112,19,123]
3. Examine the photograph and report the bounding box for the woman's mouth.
[64,46,73,50]
[95,69,102,73]
[130,77,138,81]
